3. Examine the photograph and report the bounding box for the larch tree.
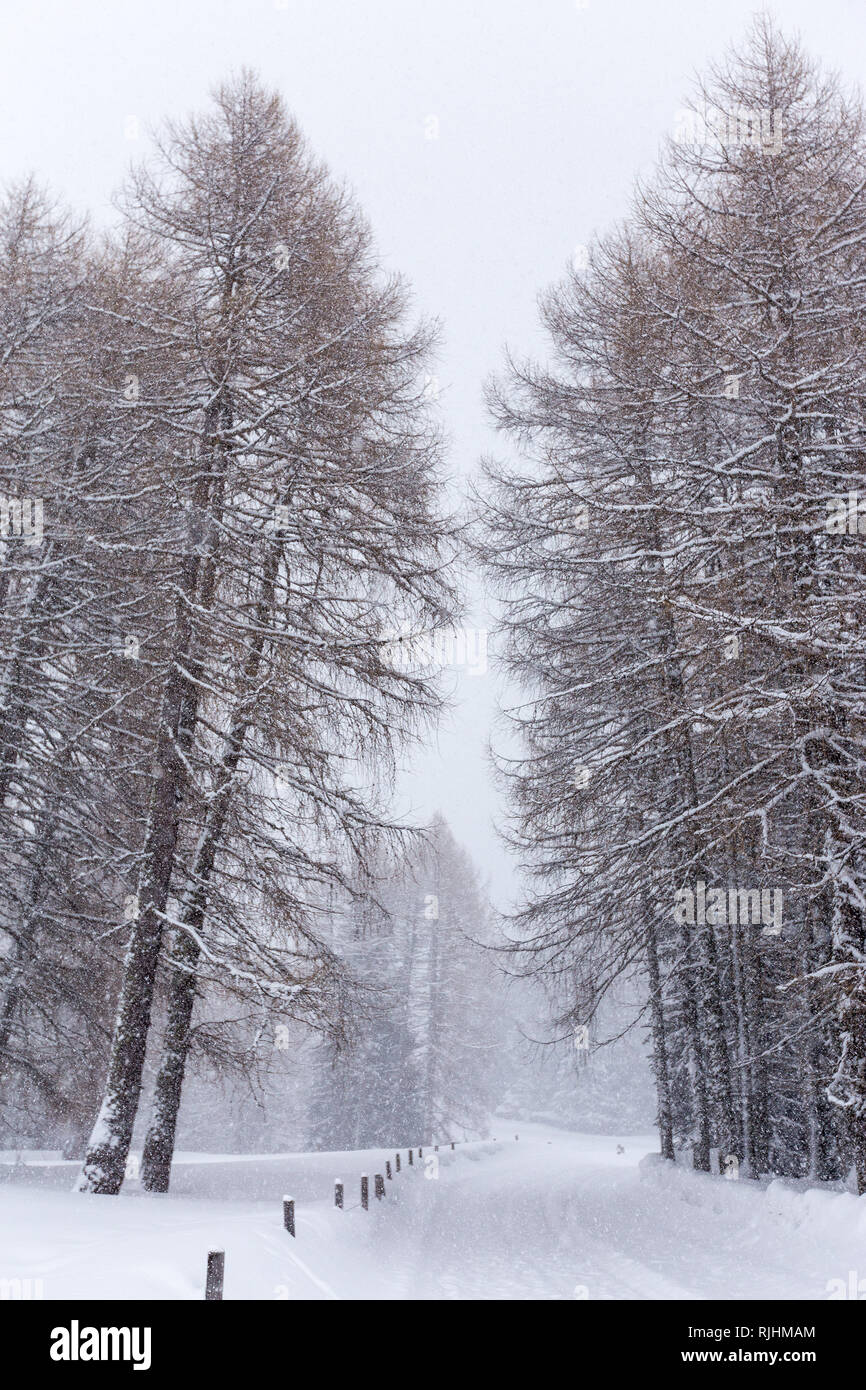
[476,18,866,1189]
[76,73,459,1194]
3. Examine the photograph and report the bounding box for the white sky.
[4,0,865,902]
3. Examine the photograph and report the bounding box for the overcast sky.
[4,0,865,903]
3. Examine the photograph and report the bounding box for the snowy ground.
[1,1124,864,1300]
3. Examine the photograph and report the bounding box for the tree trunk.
[0,810,58,1077]
[678,918,712,1172]
[139,930,199,1192]
[76,524,211,1193]
[141,539,278,1191]
[699,915,739,1162]
[728,910,753,1175]
[646,919,675,1160]
[827,865,866,1193]
[742,925,770,1177]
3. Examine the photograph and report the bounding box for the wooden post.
[418,1147,423,1159]
[408,1149,413,1166]
[283,1196,295,1237]
[335,1179,344,1209]
[450,1142,455,1150]
[361,1174,369,1210]
[375,1173,386,1200]
[385,1160,392,1180]
[395,1152,401,1172]
[205,1250,224,1301]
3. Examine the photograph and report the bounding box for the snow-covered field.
[1,1124,863,1300]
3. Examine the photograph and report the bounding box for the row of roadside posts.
[204,1135,520,1298]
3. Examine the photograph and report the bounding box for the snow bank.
[639,1150,866,1287]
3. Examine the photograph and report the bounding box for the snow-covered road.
[1,1125,864,1299]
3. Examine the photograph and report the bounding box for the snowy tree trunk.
[827,864,866,1193]
[727,908,753,1176]
[699,916,738,1162]
[141,538,277,1191]
[0,797,61,1066]
[77,520,213,1194]
[646,920,675,1161]
[139,760,240,1192]
[139,930,199,1192]
[677,918,712,1172]
[742,927,770,1178]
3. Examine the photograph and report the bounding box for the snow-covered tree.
[476,19,866,1189]
[62,73,459,1194]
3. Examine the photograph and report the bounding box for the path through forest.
[1,1124,863,1300]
